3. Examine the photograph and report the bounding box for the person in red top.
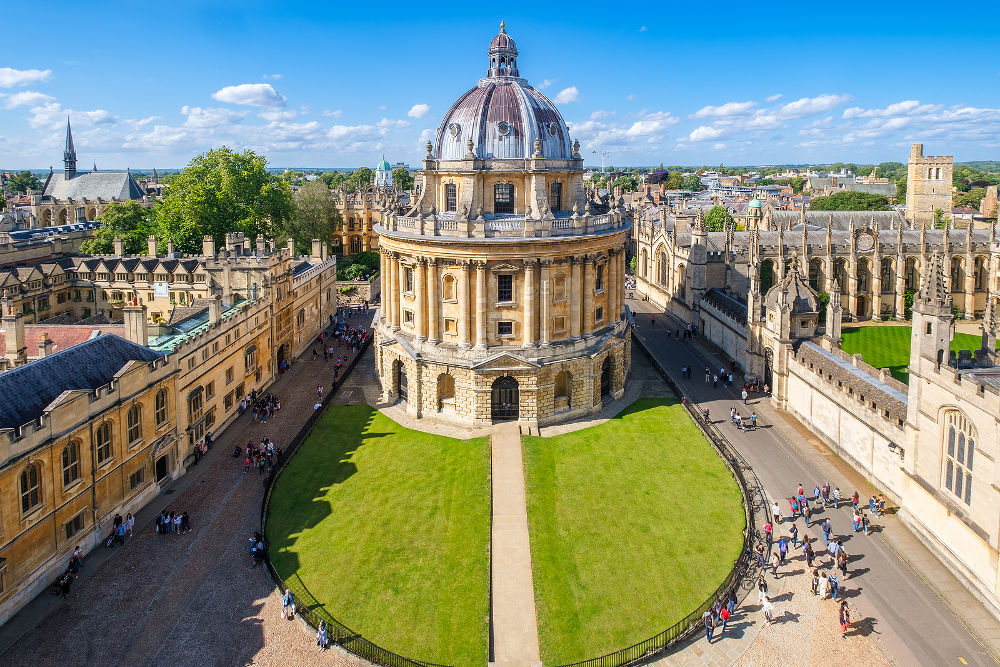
[797,483,805,497]
[718,606,731,635]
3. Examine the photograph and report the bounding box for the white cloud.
[3,91,55,108]
[713,143,727,150]
[842,100,939,119]
[181,105,248,128]
[28,102,115,130]
[0,67,52,87]
[688,125,728,142]
[590,110,614,120]
[626,111,678,137]
[691,101,756,119]
[262,73,283,80]
[258,108,299,122]
[538,79,555,90]
[322,109,342,118]
[407,103,430,119]
[376,117,410,129]
[554,87,580,104]
[211,83,286,107]
[779,94,852,119]
[765,94,783,103]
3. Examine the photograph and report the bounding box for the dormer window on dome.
[488,21,519,78]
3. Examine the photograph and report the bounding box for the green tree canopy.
[705,205,734,232]
[664,172,684,189]
[80,201,154,255]
[5,170,42,194]
[681,173,704,191]
[319,171,345,189]
[286,179,342,254]
[954,187,987,209]
[391,167,414,191]
[808,191,891,211]
[345,167,374,192]
[612,174,638,193]
[153,147,293,254]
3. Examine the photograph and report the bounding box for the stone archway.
[491,376,519,422]
[600,356,612,398]
[396,360,407,402]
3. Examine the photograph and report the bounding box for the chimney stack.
[287,238,296,257]
[148,235,157,257]
[122,300,148,346]
[114,237,124,256]
[202,235,216,257]
[166,240,174,256]
[2,299,26,366]
[37,331,53,358]
[208,294,222,326]
[311,238,323,262]
[256,234,266,254]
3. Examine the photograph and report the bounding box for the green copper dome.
[748,198,762,208]
[375,157,391,171]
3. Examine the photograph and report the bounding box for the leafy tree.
[158,173,179,186]
[629,255,637,274]
[955,187,987,209]
[345,167,374,192]
[933,208,948,229]
[319,171,345,189]
[391,167,414,191]
[904,289,915,319]
[336,250,380,280]
[664,172,684,189]
[612,174,638,193]
[705,205,734,232]
[153,147,293,254]
[895,176,907,201]
[817,291,830,323]
[756,178,776,186]
[285,179,342,254]
[681,174,704,191]
[809,191,890,211]
[80,201,154,254]
[5,170,42,194]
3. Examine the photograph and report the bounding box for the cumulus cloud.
[554,87,580,104]
[765,94,783,103]
[590,110,614,120]
[0,67,52,87]
[779,94,852,119]
[691,101,756,119]
[407,103,430,119]
[626,111,678,137]
[538,79,555,90]
[322,109,342,118]
[28,102,115,130]
[181,106,248,128]
[211,83,286,107]
[3,91,55,108]
[569,110,676,151]
[258,108,299,122]
[377,117,410,129]
[841,100,940,119]
[688,125,728,142]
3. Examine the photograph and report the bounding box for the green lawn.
[265,404,490,666]
[841,325,991,384]
[523,398,746,665]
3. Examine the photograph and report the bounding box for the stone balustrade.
[382,210,628,239]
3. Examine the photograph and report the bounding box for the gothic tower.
[906,144,953,228]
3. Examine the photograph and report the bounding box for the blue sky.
[2,1,999,169]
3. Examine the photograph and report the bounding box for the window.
[404,267,414,293]
[236,383,245,402]
[550,182,562,212]
[96,422,112,465]
[20,464,42,514]
[494,183,514,214]
[129,467,145,492]
[595,264,604,291]
[65,513,84,539]
[297,309,305,326]
[443,274,456,301]
[62,442,80,487]
[224,392,234,411]
[154,390,168,426]
[445,184,457,212]
[226,367,234,384]
[403,310,414,325]
[944,411,975,505]
[188,390,204,423]
[444,318,457,334]
[205,408,216,429]
[595,307,604,323]
[205,381,215,400]
[245,345,257,372]
[497,274,513,302]
[126,405,142,444]
[498,321,513,336]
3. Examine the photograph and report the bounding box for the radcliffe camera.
[0,5,999,667]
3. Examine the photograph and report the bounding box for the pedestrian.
[829,572,840,600]
[771,501,782,524]
[718,605,730,635]
[788,523,798,548]
[173,512,182,534]
[757,573,768,604]
[770,550,780,579]
[818,571,829,599]
[822,482,831,507]
[317,385,323,399]
[181,512,191,533]
[778,537,788,564]
[317,619,329,651]
[821,518,832,545]
[727,589,737,614]
[741,389,748,404]
[125,513,134,537]
[839,601,851,639]
[878,495,886,516]
[811,568,820,594]
[764,520,773,553]
[862,513,870,535]
[72,545,83,570]
[833,487,841,508]
[838,549,849,577]
[755,543,766,567]
[805,538,815,567]
[803,503,812,527]
[761,595,775,625]
[702,609,715,641]
[851,490,859,510]
[244,456,251,474]
[58,572,73,599]
[750,412,758,428]
[790,496,799,518]
[282,589,296,619]
[869,495,877,513]
[813,485,821,504]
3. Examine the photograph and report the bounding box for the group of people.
[249,392,281,424]
[729,405,758,430]
[701,590,739,641]
[106,512,135,547]
[155,510,191,534]
[240,437,281,475]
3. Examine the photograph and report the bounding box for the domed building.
[374,23,631,429]
[374,156,393,188]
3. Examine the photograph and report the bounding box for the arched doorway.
[763,348,773,389]
[600,356,612,398]
[491,376,519,421]
[396,360,407,402]
[856,295,869,320]
[277,343,288,366]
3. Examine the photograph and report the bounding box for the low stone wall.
[334,275,380,305]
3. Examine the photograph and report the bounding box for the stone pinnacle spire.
[63,117,77,179]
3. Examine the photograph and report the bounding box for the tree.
[955,187,987,209]
[705,205,734,232]
[319,171,345,189]
[5,170,42,194]
[80,201,154,254]
[681,174,704,191]
[153,147,293,254]
[285,179,342,254]
[664,172,684,189]
[391,167,414,191]
[612,174,638,193]
[933,208,948,229]
[809,191,890,211]
[345,167,374,192]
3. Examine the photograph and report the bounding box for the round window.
[497,120,511,136]
[548,121,558,136]
[448,123,461,138]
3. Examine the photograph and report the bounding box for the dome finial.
[500,20,505,33]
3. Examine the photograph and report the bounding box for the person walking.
[822,482,831,507]
[702,610,716,642]
[316,385,323,399]
[778,537,788,564]
[805,538,815,567]
[811,568,820,595]
[821,518,832,545]
[718,605,731,636]
[788,523,798,548]
[727,589,737,614]
[317,620,329,651]
[770,550,780,579]
[833,487,841,508]
[803,503,812,527]
[761,595,775,626]
[282,589,296,619]
[818,571,829,599]
[757,572,768,603]
[862,513,870,536]
[771,501,782,524]
[839,601,851,639]
[829,572,840,601]
[741,388,748,404]
[764,520,773,553]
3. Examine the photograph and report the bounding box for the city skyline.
[2,1,999,169]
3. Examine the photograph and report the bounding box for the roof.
[748,198,762,208]
[375,158,391,171]
[764,262,820,313]
[770,210,905,230]
[42,170,145,201]
[0,323,125,357]
[0,334,161,430]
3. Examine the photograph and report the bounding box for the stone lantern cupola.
[488,21,519,78]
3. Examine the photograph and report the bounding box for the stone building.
[906,143,953,227]
[374,23,631,430]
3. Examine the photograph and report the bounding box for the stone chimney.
[202,235,216,257]
[311,238,323,262]
[208,294,222,326]
[287,238,296,257]
[114,237,124,256]
[166,240,174,256]
[2,300,26,366]
[148,235,157,257]
[256,234,266,254]
[37,331,53,358]
[122,301,148,346]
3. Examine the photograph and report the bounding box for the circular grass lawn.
[523,398,746,664]
[265,404,491,666]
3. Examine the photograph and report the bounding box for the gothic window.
[658,252,667,286]
[445,184,457,212]
[244,345,257,372]
[297,309,305,327]
[20,464,42,514]
[951,258,964,292]
[944,411,975,505]
[62,441,81,487]
[126,405,142,444]
[880,259,894,293]
[494,184,514,214]
[808,258,823,291]
[905,258,919,291]
[497,274,513,302]
[443,274,456,301]
[640,249,648,278]
[550,182,562,212]
[856,259,870,293]
[974,257,986,290]
[95,422,112,465]
[188,389,204,423]
[154,389,168,426]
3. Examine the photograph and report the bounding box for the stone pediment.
[490,262,522,272]
[471,352,539,371]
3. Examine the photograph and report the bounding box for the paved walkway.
[490,421,542,667]
[628,299,1000,666]
[0,313,375,667]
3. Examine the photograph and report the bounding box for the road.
[628,298,998,667]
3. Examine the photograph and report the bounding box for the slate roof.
[0,334,161,430]
[41,170,145,201]
[770,210,905,230]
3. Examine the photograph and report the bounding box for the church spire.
[63,117,77,179]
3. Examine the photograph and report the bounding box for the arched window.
[154,389,168,426]
[974,257,986,290]
[126,405,142,444]
[944,411,975,505]
[857,258,871,293]
[640,249,648,278]
[443,274,456,300]
[297,308,306,326]
[905,258,919,291]
[20,464,42,514]
[494,183,514,214]
[96,422,112,465]
[809,258,823,291]
[951,257,964,292]
[62,441,80,487]
[880,258,894,292]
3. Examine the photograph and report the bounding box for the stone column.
[540,258,552,346]
[414,257,426,341]
[583,255,594,337]
[474,260,487,349]
[872,259,882,321]
[458,260,471,348]
[380,249,389,324]
[523,258,537,346]
[427,258,440,343]
[570,256,582,339]
[895,256,906,318]
[398,255,408,329]
[847,257,858,320]
[388,252,400,330]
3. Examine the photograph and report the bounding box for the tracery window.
[944,410,975,505]
[20,464,41,514]
[62,441,81,487]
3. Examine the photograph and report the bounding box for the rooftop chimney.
[311,238,323,262]
[2,299,26,367]
[208,294,222,326]
[122,300,148,346]
[148,235,157,257]
[203,235,216,257]
[287,238,296,257]
[37,331,53,358]
[114,237,124,256]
